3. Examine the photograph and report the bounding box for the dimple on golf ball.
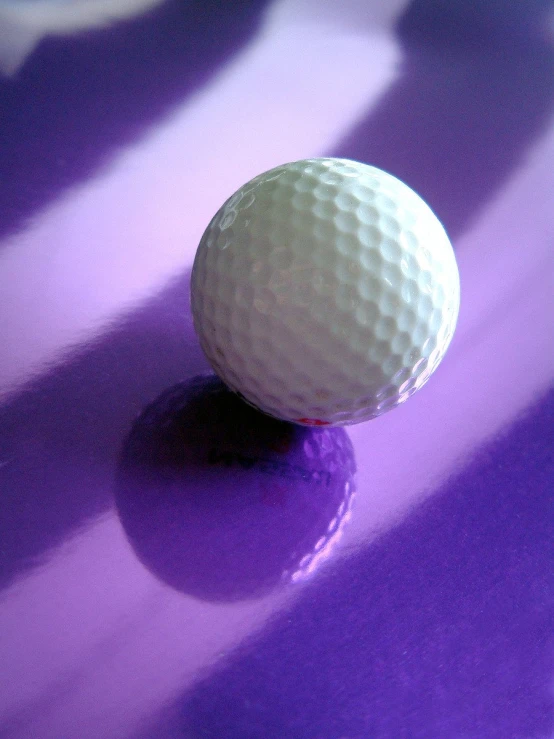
[191,158,460,426]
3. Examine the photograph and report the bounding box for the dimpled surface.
[191,158,460,426]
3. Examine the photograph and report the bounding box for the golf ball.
[191,158,460,426]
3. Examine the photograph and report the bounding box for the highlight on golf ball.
[191,158,460,427]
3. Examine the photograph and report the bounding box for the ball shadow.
[115,375,356,602]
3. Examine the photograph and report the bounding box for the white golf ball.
[191,158,460,426]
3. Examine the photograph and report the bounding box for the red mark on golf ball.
[297,418,330,427]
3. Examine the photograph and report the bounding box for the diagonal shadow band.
[1,0,552,604]
[1,0,553,249]
[332,0,554,238]
[0,270,207,591]
[0,0,271,241]
[177,387,554,739]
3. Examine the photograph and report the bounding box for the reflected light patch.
[290,492,355,582]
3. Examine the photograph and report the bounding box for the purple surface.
[335,1,554,237]
[180,389,554,738]
[0,273,201,591]
[0,0,270,240]
[0,1,552,737]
